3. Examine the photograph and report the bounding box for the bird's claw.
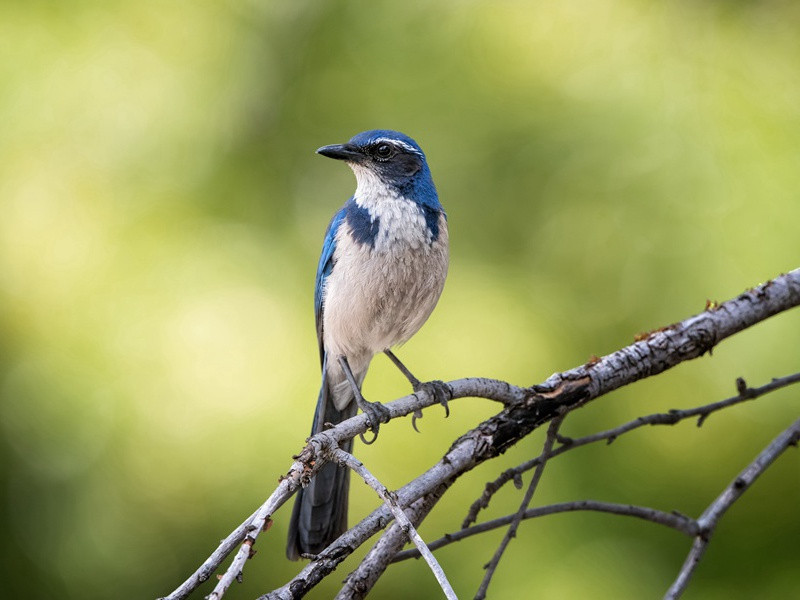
[357,399,391,445]
[414,380,452,418]
[409,381,451,431]
[359,430,378,445]
[411,409,424,433]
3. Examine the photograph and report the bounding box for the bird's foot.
[382,351,452,430]
[338,354,391,444]
[356,397,391,445]
[415,380,452,414]
[410,380,452,432]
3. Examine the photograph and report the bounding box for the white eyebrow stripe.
[374,138,421,155]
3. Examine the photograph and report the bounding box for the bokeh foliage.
[1,1,799,598]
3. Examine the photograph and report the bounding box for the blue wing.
[314,204,348,366]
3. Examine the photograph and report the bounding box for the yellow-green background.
[1,1,799,598]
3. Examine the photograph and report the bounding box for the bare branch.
[464,371,800,528]
[664,415,800,599]
[475,415,565,599]
[158,472,298,600]
[159,428,350,600]
[336,489,450,599]
[162,380,520,600]
[262,270,800,598]
[330,448,457,600]
[159,268,800,600]
[393,500,700,562]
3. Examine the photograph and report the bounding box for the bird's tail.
[286,372,358,560]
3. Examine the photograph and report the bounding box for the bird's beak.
[316,143,363,162]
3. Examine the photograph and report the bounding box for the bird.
[286,130,450,560]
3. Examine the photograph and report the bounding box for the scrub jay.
[286,130,449,560]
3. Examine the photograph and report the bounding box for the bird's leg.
[383,350,451,431]
[338,355,390,444]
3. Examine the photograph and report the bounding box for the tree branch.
[158,268,800,600]
[160,380,520,600]
[330,449,457,600]
[393,500,700,562]
[475,415,565,599]
[336,490,452,599]
[395,374,800,595]
[336,484,449,600]
[664,415,800,599]
[463,371,800,528]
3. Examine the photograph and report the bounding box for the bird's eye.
[374,143,393,159]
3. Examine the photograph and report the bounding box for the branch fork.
[158,268,800,600]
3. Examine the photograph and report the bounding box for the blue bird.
[286,130,450,560]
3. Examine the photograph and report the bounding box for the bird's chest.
[323,198,448,354]
[336,199,439,297]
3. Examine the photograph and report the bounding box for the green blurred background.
[1,1,799,598]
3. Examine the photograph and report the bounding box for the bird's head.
[317,130,436,203]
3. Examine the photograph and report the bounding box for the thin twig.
[156,509,258,600]
[474,415,565,600]
[203,466,305,600]
[664,415,800,599]
[161,381,519,600]
[337,487,453,599]
[161,269,800,600]
[393,500,700,562]
[158,469,302,600]
[159,423,356,600]
[331,448,458,600]
[263,269,800,598]
[463,372,800,528]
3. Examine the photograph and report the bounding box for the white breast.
[321,192,449,407]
